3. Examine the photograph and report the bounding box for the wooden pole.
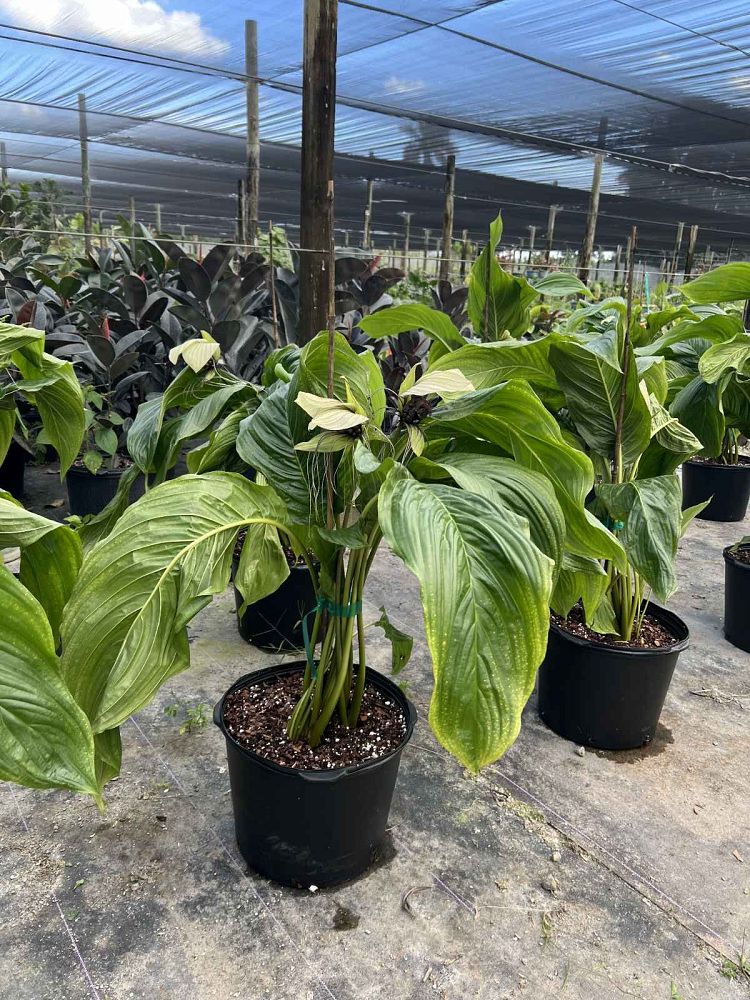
[594,245,602,282]
[527,225,536,265]
[726,239,734,264]
[613,244,622,286]
[668,221,684,286]
[684,224,699,281]
[129,196,136,260]
[268,219,281,348]
[423,228,431,272]
[78,93,93,254]
[363,179,373,250]
[401,212,412,271]
[299,0,338,344]
[460,228,469,279]
[244,20,260,248]
[544,204,558,263]
[154,202,162,233]
[0,143,7,186]
[578,153,603,282]
[236,178,246,246]
[439,153,456,283]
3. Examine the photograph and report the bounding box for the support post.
[401,212,412,271]
[578,153,603,282]
[236,179,246,246]
[460,228,469,279]
[298,0,338,344]
[78,93,93,254]
[668,221,684,285]
[0,143,7,185]
[613,244,622,286]
[244,20,260,247]
[423,228,431,272]
[363,179,373,250]
[527,225,536,266]
[154,202,162,233]
[544,203,558,263]
[439,153,456,283]
[684,224,699,281]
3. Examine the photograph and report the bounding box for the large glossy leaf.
[682,263,750,303]
[294,331,386,430]
[640,398,702,477]
[467,212,537,340]
[597,475,682,601]
[637,314,743,357]
[550,552,608,620]
[379,466,553,771]
[550,332,652,470]
[358,304,464,354]
[419,453,565,575]
[0,323,44,363]
[427,336,560,397]
[0,570,99,802]
[14,350,84,476]
[670,376,724,457]
[431,382,625,569]
[234,522,290,609]
[532,273,591,298]
[699,335,750,384]
[0,400,13,464]
[236,381,323,522]
[60,474,288,734]
[0,497,82,643]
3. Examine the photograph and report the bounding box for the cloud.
[384,75,425,97]
[1,0,229,58]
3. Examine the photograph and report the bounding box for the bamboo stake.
[268,219,281,348]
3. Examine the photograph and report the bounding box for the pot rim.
[684,457,750,471]
[549,602,689,656]
[723,543,750,568]
[214,661,417,781]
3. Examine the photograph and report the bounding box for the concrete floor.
[2,465,749,1000]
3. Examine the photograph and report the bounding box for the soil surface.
[551,603,681,649]
[726,544,750,565]
[70,454,133,474]
[223,669,407,770]
[688,454,750,467]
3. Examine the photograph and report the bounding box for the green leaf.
[237,381,324,521]
[670,376,724,458]
[60,474,287,734]
[401,369,474,399]
[532,273,591,298]
[83,449,103,474]
[0,399,13,465]
[0,497,82,645]
[295,331,385,430]
[74,465,142,551]
[699,335,750,384]
[0,570,99,801]
[420,453,565,576]
[235,515,290,610]
[640,398,702,477]
[94,425,118,456]
[14,350,84,476]
[358,303,465,354]
[467,212,537,340]
[550,552,608,620]
[379,466,553,771]
[638,314,743,357]
[427,335,560,397]
[597,476,683,601]
[682,263,750,303]
[371,606,413,674]
[431,382,625,569]
[550,332,652,470]
[0,323,44,364]
[566,297,626,333]
[317,523,369,549]
[186,400,255,474]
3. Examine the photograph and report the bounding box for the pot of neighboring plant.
[66,455,145,517]
[0,439,31,499]
[232,532,317,651]
[723,539,750,653]
[681,457,750,522]
[214,660,417,887]
[537,603,689,750]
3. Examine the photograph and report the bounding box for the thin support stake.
[78,93,92,255]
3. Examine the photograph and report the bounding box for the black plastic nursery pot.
[65,464,145,517]
[0,440,29,499]
[681,457,750,522]
[537,604,689,750]
[723,545,750,653]
[233,563,317,651]
[214,662,417,887]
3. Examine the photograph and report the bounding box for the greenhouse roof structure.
[2,0,750,257]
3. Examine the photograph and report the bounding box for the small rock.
[308,884,318,893]
[550,851,561,863]
[575,746,585,757]
[540,875,559,894]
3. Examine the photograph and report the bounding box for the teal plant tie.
[604,516,625,533]
[301,595,363,678]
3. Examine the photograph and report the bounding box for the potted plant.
[669,264,750,521]
[0,326,620,888]
[0,323,84,495]
[536,263,707,750]
[723,536,750,653]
